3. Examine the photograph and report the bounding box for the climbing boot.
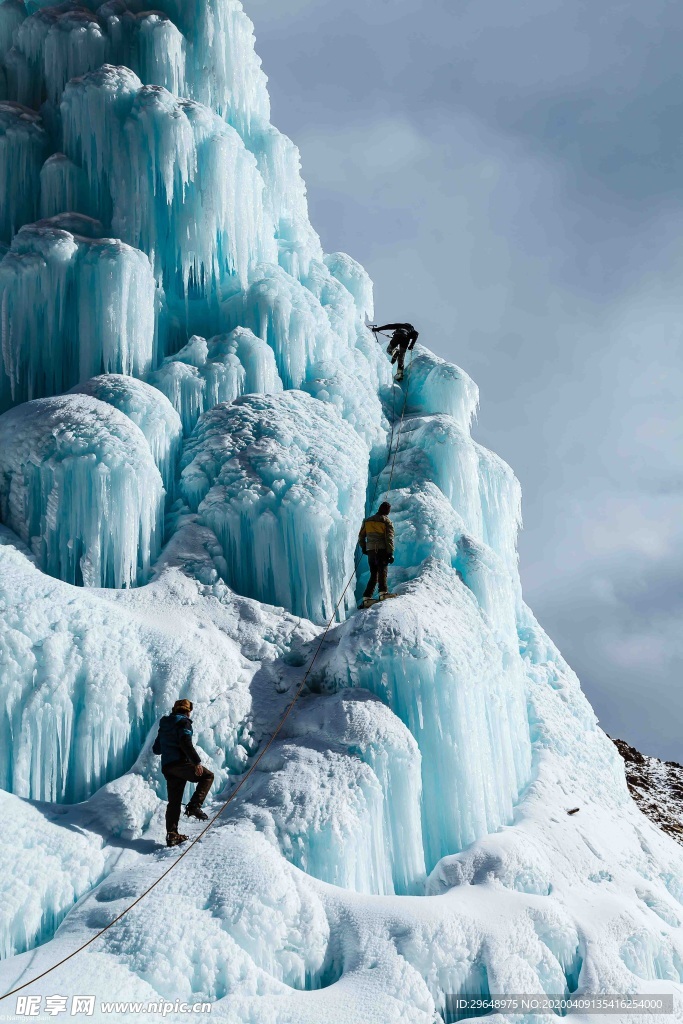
[166,831,189,847]
[379,591,395,600]
[394,370,404,382]
[358,597,375,609]
[185,803,209,821]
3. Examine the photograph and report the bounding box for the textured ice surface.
[0,219,156,410]
[0,395,164,587]
[179,390,368,623]
[0,789,107,959]
[0,528,258,803]
[147,327,282,436]
[1,0,683,1020]
[60,65,276,337]
[68,374,182,492]
[0,101,46,242]
[313,559,532,870]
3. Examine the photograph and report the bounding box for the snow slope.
[1,1,683,1022]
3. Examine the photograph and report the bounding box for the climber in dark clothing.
[372,323,419,380]
[357,501,395,608]
[152,698,214,847]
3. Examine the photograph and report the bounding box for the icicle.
[147,326,282,435]
[0,394,165,589]
[0,0,25,65]
[0,101,46,242]
[153,0,270,133]
[0,220,156,409]
[61,67,277,324]
[179,390,368,623]
[224,264,336,389]
[245,118,323,280]
[39,152,92,219]
[69,374,182,494]
[323,252,374,323]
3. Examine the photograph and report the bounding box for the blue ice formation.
[60,66,276,304]
[0,101,47,242]
[179,390,368,623]
[147,327,282,436]
[68,374,182,492]
[0,217,156,410]
[2,1,679,1018]
[0,394,164,587]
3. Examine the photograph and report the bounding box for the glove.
[388,556,394,564]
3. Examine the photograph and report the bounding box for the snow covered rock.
[0,394,164,587]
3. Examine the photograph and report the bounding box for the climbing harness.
[0,344,416,1003]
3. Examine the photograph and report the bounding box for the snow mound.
[0,789,107,960]
[234,691,426,895]
[0,394,164,587]
[179,390,368,623]
[68,374,182,493]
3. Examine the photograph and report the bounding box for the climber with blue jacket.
[152,698,214,847]
[371,322,419,381]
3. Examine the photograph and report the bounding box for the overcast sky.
[245,0,683,761]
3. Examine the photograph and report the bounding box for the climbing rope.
[0,341,417,1003]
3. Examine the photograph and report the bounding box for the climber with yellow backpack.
[357,501,396,608]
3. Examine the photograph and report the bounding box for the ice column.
[179,390,368,623]
[0,394,164,587]
[147,326,282,435]
[61,66,277,330]
[0,102,47,242]
[0,220,156,410]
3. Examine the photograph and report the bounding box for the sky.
[244,0,683,761]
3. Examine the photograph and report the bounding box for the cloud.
[244,0,683,759]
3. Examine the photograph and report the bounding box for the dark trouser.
[162,762,214,833]
[363,550,390,598]
[388,341,409,372]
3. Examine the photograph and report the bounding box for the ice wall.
[147,327,282,436]
[2,1,683,1019]
[60,66,276,319]
[0,527,254,803]
[0,395,164,587]
[68,374,182,493]
[0,101,47,242]
[0,218,156,410]
[318,560,532,871]
[179,390,368,623]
